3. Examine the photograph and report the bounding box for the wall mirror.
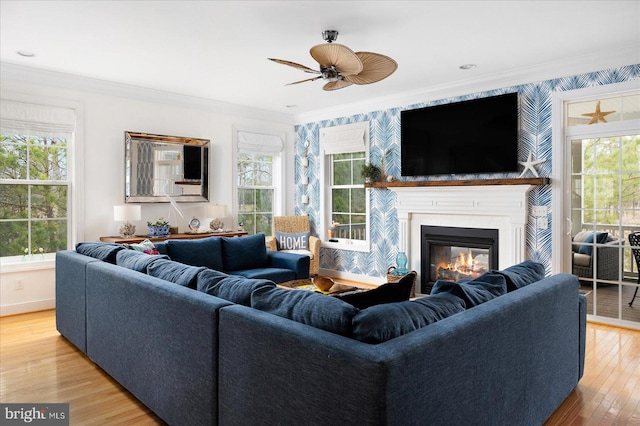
[125,131,209,203]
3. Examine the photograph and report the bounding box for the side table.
[99,231,248,244]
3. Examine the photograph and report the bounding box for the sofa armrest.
[267,251,310,279]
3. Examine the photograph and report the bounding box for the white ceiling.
[1,1,639,119]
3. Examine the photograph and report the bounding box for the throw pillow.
[578,232,609,256]
[167,236,224,271]
[336,272,417,309]
[75,242,125,264]
[221,233,268,271]
[116,249,169,273]
[496,260,546,292]
[251,286,358,336]
[351,292,466,344]
[431,273,507,308]
[147,259,207,289]
[123,239,159,255]
[197,270,275,306]
[275,231,309,251]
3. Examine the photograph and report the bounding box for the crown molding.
[293,45,640,125]
[0,62,295,125]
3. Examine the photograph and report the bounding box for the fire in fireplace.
[421,225,498,294]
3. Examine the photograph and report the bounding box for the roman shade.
[1,100,76,138]
[237,131,283,154]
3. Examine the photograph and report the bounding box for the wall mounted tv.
[400,92,519,176]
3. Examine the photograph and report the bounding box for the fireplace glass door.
[430,244,490,283]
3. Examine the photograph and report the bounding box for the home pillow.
[275,231,309,251]
[336,272,417,309]
[75,242,125,264]
[147,259,207,289]
[496,260,546,292]
[578,232,609,256]
[352,292,466,344]
[123,239,159,255]
[167,236,224,271]
[197,269,275,306]
[431,272,507,308]
[222,233,268,271]
[116,249,169,273]
[251,286,358,336]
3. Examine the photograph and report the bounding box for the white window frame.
[320,121,371,252]
[0,94,84,268]
[232,127,284,234]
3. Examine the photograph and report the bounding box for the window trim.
[320,121,371,252]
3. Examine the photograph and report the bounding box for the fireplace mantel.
[365,177,549,188]
[387,183,537,283]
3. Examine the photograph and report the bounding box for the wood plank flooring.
[1,310,639,425]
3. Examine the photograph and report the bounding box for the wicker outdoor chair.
[629,232,640,307]
[266,216,320,276]
[572,230,623,283]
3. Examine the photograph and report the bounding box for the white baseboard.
[0,299,55,317]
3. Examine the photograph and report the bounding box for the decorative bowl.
[312,276,335,292]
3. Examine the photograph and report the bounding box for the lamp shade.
[113,204,141,222]
[208,205,228,218]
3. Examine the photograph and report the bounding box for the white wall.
[0,69,295,315]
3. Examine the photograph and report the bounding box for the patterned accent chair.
[572,230,623,283]
[266,216,320,276]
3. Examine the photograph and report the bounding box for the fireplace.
[421,225,499,294]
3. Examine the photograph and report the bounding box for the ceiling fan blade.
[268,58,320,74]
[287,76,322,85]
[310,43,363,76]
[344,52,398,85]
[323,79,353,91]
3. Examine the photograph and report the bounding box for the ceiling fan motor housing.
[321,65,340,81]
[322,30,338,43]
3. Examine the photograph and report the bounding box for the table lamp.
[208,205,228,231]
[114,204,141,237]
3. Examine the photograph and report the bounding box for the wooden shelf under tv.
[364,178,550,188]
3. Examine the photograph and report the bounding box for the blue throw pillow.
[431,272,507,308]
[167,236,224,271]
[76,242,125,264]
[275,231,309,250]
[496,260,546,292]
[251,286,358,336]
[116,249,169,273]
[222,233,268,271]
[197,269,275,306]
[147,259,207,289]
[578,232,609,256]
[352,292,466,343]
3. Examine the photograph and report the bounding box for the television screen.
[400,92,519,176]
[183,145,202,180]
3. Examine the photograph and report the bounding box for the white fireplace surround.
[389,184,535,292]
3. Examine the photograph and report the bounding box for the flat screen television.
[400,92,519,176]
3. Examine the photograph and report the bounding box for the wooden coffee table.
[278,279,366,296]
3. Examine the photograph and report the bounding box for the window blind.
[237,131,283,154]
[1,100,76,138]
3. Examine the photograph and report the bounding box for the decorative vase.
[148,225,170,237]
[396,251,409,274]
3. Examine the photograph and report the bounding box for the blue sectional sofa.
[56,238,586,426]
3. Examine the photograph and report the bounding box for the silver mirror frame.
[125,131,210,203]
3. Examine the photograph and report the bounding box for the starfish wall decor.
[581,100,615,124]
[519,151,547,178]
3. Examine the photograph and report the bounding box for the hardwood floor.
[1,310,639,425]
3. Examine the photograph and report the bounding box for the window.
[235,130,283,235]
[320,122,370,251]
[0,100,75,260]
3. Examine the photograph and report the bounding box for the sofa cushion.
[573,253,592,268]
[232,267,296,284]
[431,272,507,308]
[198,269,275,306]
[116,249,169,273]
[123,238,159,254]
[75,242,125,264]
[251,286,358,336]
[147,259,207,289]
[496,260,546,292]
[222,233,268,271]
[351,292,466,343]
[578,232,609,256]
[167,236,224,271]
[275,231,309,250]
[336,272,417,309]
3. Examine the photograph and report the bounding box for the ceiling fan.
[268,30,398,91]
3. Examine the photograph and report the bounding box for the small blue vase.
[396,251,409,274]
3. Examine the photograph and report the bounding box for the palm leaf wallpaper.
[295,64,639,280]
